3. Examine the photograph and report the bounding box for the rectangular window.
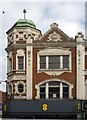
[49,56,60,69]
[63,55,69,69]
[18,56,24,69]
[40,56,46,69]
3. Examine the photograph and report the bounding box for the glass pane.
[40,63,46,69]
[40,56,46,63]
[63,87,69,92]
[18,57,24,69]
[49,87,60,98]
[63,86,69,98]
[49,63,60,69]
[40,87,46,99]
[49,56,60,62]
[40,56,46,69]
[49,56,60,69]
[49,87,59,92]
[63,55,69,69]
[49,81,60,85]
[40,87,45,92]
[40,94,46,99]
[63,63,69,69]
[18,84,24,93]
[63,55,69,62]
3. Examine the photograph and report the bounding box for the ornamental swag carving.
[47,31,62,42]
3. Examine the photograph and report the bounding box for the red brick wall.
[32,47,76,98]
[0,91,6,102]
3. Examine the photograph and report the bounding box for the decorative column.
[26,36,33,100]
[46,83,49,99]
[60,83,63,99]
[76,32,85,99]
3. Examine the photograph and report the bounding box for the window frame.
[38,81,70,99]
[39,55,70,70]
[18,56,24,70]
[18,83,24,93]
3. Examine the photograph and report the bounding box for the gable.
[35,23,74,43]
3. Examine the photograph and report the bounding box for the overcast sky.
[0,0,86,91]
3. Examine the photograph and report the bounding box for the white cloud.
[0,0,86,2]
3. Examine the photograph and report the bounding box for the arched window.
[18,84,24,93]
[39,81,70,99]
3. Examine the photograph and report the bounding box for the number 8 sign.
[42,104,48,111]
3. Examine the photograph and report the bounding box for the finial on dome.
[23,9,27,19]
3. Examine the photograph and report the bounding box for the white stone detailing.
[15,81,25,94]
[26,36,33,100]
[76,32,85,99]
[7,82,13,95]
[14,28,40,42]
[14,96,26,99]
[37,70,70,76]
[7,74,26,81]
[46,83,49,99]
[7,52,13,73]
[37,48,72,75]
[35,79,73,99]
[38,48,71,55]
[47,31,62,42]
[60,83,63,99]
[85,80,87,100]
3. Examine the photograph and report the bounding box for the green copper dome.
[14,19,36,28]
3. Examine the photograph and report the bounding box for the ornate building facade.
[6,11,87,101]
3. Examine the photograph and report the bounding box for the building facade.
[6,11,87,101]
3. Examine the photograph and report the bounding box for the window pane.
[49,87,60,92]
[49,56,60,62]
[49,87,60,99]
[49,81,59,86]
[63,63,69,69]
[18,84,24,93]
[40,56,46,69]
[49,56,60,69]
[63,87,69,98]
[40,87,45,92]
[18,57,24,69]
[40,87,46,99]
[63,55,69,69]
[63,55,69,61]
[40,63,46,69]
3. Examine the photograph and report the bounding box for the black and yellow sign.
[82,101,87,111]
[42,104,48,111]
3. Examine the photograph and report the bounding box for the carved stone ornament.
[47,31,62,42]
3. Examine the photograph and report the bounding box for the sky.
[0,0,86,91]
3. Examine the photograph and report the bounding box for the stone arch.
[35,79,73,99]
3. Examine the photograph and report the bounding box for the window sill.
[37,69,72,75]
[37,69,72,72]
